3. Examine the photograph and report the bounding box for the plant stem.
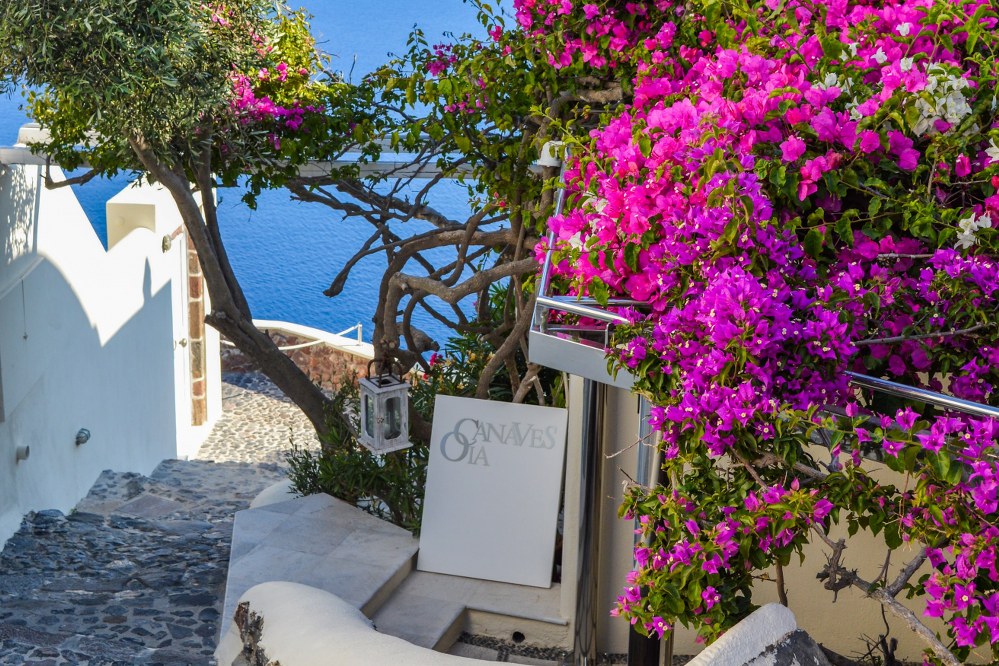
[776,562,788,606]
[856,322,989,346]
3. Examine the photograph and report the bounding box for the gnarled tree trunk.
[128,134,335,440]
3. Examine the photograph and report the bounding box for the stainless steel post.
[574,379,604,665]
[628,397,671,666]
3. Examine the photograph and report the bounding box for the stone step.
[371,575,466,650]
[76,460,285,523]
[1,458,285,665]
[372,570,569,653]
[220,492,419,627]
[0,618,212,664]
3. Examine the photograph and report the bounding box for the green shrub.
[286,325,564,535]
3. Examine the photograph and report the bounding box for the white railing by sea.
[229,319,374,359]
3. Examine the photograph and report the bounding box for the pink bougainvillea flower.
[780,136,807,162]
[888,131,920,171]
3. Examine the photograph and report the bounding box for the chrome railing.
[529,155,999,418]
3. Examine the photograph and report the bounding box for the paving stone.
[0,623,69,647]
[116,494,186,519]
[196,372,321,465]
[0,374,289,664]
[0,575,44,596]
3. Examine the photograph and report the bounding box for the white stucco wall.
[0,160,220,545]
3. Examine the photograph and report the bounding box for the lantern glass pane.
[384,396,402,439]
[363,393,375,438]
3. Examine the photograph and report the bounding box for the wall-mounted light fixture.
[15,446,29,463]
[75,428,90,446]
[536,141,566,168]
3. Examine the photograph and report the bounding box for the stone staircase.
[0,459,285,665]
[220,487,570,663]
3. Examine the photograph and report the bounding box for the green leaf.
[945,460,964,486]
[638,135,652,158]
[624,243,640,272]
[868,197,882,217]
[590,279,609,306]
[884,522,903,549]
[804,228,824,258]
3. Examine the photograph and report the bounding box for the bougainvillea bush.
[523,0,999,662]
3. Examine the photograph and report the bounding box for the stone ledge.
[220,319,374,392]
[686,604,830,666]
[218,581,494,666]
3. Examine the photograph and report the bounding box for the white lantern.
[358,361,412,454]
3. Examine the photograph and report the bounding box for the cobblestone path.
[196,373,318,465]
[0,373,301,665]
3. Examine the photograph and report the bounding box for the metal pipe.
[575,379,605,666]
[537,296,630,325]
[334,322,364,344]
[846,371,999,418]
[536,288,999,420]
[543,325,616,335]
[4,125,547,175]
[544,294,648,307]
[628,396,665,666]
[533,145,568,315]
[534,231,558,332]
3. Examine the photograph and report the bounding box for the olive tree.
[0,0,362,437]
[278,2,625,436]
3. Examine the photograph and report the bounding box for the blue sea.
[0,1,495,345]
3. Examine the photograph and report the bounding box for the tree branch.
[43,164,99,189]
[886,548,927,598]
[196,138,251,319]
[512,363,543,404]
[856,322,990,346]
[775,562,789,607]
[816,534,958,666]
[475,291,537,399]
[851,570,958,666]
[394,257,538,305]
[753,452,827,480]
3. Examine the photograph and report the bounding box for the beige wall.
[562,382,979,662]
[596,385,643,655]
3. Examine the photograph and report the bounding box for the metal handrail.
[334,322,364,345]
[532,183,999,419]
[847,371,999,419]
[536,288,999,418]
[536,295,631,325]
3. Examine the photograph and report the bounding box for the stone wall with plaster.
[218,582,488,666]
[220,320,373,391]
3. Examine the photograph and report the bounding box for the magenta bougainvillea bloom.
[520,0,999,661]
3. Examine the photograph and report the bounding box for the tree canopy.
[0,0,352,436]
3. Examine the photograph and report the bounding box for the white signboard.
[418,395,568,588]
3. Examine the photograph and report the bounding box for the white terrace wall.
[0,160,221,545]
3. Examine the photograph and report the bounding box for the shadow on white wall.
[0,162,220,545]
